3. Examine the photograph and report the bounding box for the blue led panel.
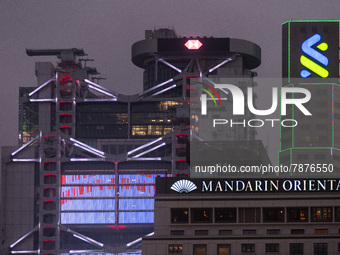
[119,185,155,197]
[61,186,115,197]
[62,174,115,185]
[119,212,154,223]
[119,199,154,210]
[61,212,115,224]
[119,174,168,184]
[61,199,115,211]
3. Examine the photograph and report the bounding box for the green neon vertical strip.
[290,148,293,176]
[279,88,282,152]
[288,22,291,83]
[339,21,340,81]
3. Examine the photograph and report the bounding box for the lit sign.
[282,20,340,80]
[184,40,203,50]
[300,34,329,78]
[160,178,340,194]
[171,179,197,193]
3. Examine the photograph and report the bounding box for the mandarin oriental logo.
[300,33,329,78]
[185,40,203,50]
[171,180,197,193]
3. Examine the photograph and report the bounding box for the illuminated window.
[171,208,189,223]
[191,208,212,223]
[159,101,182,111]
[315,229,328,235]
[218,244,231,255]
[193,244,206,255]
[311,207,332,222]
[215,208,236,223]
[132,125,147,136]
[287,207,308,222]
[169,244,183,253]
[263,208,284,222]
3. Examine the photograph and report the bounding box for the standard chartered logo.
[300,33,329,78]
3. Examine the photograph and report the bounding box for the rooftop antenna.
[91,77,106,84]
[79,58,94,68]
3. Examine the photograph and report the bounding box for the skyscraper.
[1,29,267,255]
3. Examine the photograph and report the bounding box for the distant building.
[279,20,340,174]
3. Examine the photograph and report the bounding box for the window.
[290,243,303,255]
[315,229,328,235]
[169,244,183,253]
[239,208,261,223]
[191,208,212,223]
[263,208,284,222]
[195,230,208,236]
[287,207,308,222]
[171,208,189,223]
[267,229,280,235]
[243,229,256,235]
[215,208,236,223]
[219,230,232,236]
[311,207,332,222]
[218,244,231,255]
[241,244,255,253]
[266,243,279,253]
[335,207,340,221]
[291,229,304,235]
[171,230,184,236]
[314,243,327,255]
[193,244,206,255]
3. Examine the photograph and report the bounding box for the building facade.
[1,29,264,255]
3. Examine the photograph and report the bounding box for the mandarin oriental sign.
[159,178,340,194]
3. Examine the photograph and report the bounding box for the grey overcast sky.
[1,0,340,162]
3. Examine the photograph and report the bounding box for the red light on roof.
[185,40,202,50]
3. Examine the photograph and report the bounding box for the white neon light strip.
[84,98,117,102]
[85,79,118,97]
[141,78,173,95]
[11,250,38,254]
[70,158,105,162]
[159,59,182,73]
[70,138,105,155]
[127,157,161,161]
[88,84,116,98]
[208,57,234,73]
[127,137,163,155]
[69,250,103,254]
[11,136,39,156]
[28,77,56,97]
[151,84,177,97]
[132,142,166,158]
[29,99,57,102]
[73,234,104,247]
[12,159,39,162]
[10,226,38,248]
[126,232,154,247]
[74,144,106,158]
